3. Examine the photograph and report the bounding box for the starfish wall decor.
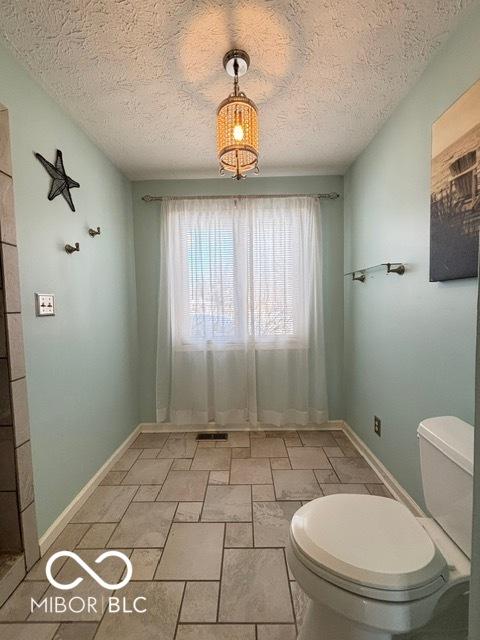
[35,149,80,212]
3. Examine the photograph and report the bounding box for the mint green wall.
[0,44,139,535]
[344,12,479,508]
[132,176,344,423]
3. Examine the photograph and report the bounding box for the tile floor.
[0,428,393,640]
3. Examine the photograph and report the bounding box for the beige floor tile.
[323,446,344,457]
[219,548,293,622]
[331,432,353,445]
[176,625,255,640]
[108,502,176,547]
[225,523,253,548]
[0,624,59,640]
[209,470,230,485]
[158,439,197,458]
[250,438,287,458]
[287,446,331,470]
[77,523,116,548]
[252,485,275,501]
[202,485,252,522]
[273,470,322,501]
[130,549,162,580]
[297,431,337,447]
[265,431,290,438]
[332,432,359,456]
[0,582,49,621]
[282,433,302,447]
[133,486,160,501]
[139,448,161,459]
[157,470,208,501]
[26,524,89,580]
[216,432,250,448]
[257,625,297,640]
[112,449,141,471]
[155,523,224,580]
[191,448,231,471]
[167,432,197,440]
[337,444,359,457]
[230,458,272,484]
[121,459,172,485]
[95,581,183,640]
[366,484,393,498]
[53,622,98,640]
[320,483,369,495]
[180,581,219,622]
[100,471,127,485]
[232,447,250,458]
[130,433,169,449]
[313,469,340,484]
[29,549,128,622]
[3,427,401,640]
[172,459,192,470]
[290,581,310,627]
[270,457,291,470]
[330,457,380,483]
[253,501,301,547]
[174,502,203,522]
[71,486,137,523]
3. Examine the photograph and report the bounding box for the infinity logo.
[46,550,133,591]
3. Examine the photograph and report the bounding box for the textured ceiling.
[0,0,477,179]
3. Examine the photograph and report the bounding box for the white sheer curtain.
[156,196,328,426]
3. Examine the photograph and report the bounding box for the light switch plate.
[35,293,55,317]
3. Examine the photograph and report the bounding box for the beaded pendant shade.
[217,50,259,180]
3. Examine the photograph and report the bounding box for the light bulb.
[233,124,244,141]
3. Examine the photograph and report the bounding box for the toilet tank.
[418,416,473,558]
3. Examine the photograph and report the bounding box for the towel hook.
[88,226,101,237]
[65,242,80,254]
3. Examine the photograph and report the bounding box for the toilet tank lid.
[418,416,473,475]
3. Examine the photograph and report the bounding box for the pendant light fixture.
[217,49,259,180]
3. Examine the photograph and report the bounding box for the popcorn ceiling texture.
[0,0,475,179]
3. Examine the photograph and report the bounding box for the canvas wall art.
[430,79,480,281]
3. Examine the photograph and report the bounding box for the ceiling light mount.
[223,49,250,78]
[217,49,259,181]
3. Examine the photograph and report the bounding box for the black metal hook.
[88,226,101,237]
[65,242,80,254]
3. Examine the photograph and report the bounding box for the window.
[187,222,237,341]
[167,197,314,347]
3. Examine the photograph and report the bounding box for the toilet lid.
[291,495,447,593]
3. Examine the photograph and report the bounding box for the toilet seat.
[290,495,449,603]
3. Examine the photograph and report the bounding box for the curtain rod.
[142,192,340,202]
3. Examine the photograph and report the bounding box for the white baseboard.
[342,421,425,517]
[139,420,344,433]
[38,424,142,555]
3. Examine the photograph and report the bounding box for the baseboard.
[342,421,425,517]
[139,420,344,433]
[38,424,142,555]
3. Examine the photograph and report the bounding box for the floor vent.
[196,433,228,441]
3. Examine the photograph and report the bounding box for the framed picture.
[430,79,480,281]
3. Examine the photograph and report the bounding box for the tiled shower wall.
[0,106,39,594]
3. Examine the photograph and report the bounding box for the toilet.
[287,416,473,640]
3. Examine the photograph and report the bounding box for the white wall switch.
[35,293,55,317]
